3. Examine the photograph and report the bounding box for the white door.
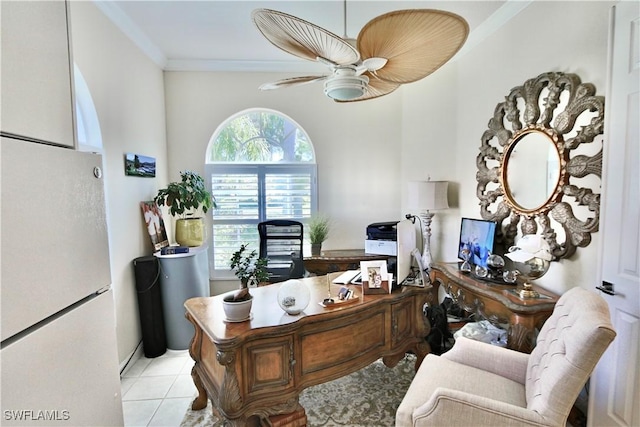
[588,2,640,426]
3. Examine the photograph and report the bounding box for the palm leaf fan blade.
[260,75,327,91]
[358,9,469,84]
[252,9,360,65]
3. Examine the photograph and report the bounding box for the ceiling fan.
[252,3,469,103]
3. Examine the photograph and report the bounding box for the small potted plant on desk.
[223,244,270,322]
[154,170,215,247]
[309,214,330,256]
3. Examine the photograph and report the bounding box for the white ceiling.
[94,0,532,73]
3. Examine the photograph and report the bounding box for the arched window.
[205,108,317,277]
[74,64,103,152]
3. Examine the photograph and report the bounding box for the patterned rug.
[180,354,416,427]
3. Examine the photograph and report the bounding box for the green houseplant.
[223,244,269,321]
[309,214,330,256]
[154,170,216,247]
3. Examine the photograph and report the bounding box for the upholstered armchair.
[396,287,616,427]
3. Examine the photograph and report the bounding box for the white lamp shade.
[408,181,449,211]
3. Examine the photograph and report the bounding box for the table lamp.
[407,180,449,275]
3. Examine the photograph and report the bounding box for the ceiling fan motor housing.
[324,67,369,101]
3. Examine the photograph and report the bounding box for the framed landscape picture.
[125,153,156,177]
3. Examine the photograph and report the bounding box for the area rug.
[180,354,416,427]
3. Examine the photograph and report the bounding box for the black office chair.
[258,220,305,283]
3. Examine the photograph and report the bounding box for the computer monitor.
[396,219,417,285]
[458,218,497,267]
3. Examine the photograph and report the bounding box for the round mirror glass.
[503,130,560,211]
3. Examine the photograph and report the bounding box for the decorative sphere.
[512,257,550,282]
[277,280,311,315]
[503,270,519,283]
[474,264,488,278]
[487,254,505,269]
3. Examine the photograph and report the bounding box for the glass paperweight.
[503,270,519,283]
[474,264,488,278]
[277,280,311,315]
[487,253,505,270]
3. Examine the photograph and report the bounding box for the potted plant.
[309,214,330,256]
[223,244,270,321]
[154,170,215,247]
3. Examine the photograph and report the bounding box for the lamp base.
[419,211,435,272]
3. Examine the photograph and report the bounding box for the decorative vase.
[277,280,311,315]
[222,294,253,322]
[311,243,322,256]
[175,217,205,247]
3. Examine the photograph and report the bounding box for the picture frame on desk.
[360,260,391,294]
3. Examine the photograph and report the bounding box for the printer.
[365,221,399,256]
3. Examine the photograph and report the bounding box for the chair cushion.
[397,354,526,427]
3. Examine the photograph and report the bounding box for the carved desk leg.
[413,291,434,370]
[186,312,209,410]
[508,316,537,353]
[412,339,431,371]
[190,366,208,410]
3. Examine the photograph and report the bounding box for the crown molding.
[453,0,534,60]
[95,0,533,72]
[93,0,167,68]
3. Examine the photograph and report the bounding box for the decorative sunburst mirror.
[476,71,605,260]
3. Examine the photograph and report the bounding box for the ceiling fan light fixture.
[324,71,369,101]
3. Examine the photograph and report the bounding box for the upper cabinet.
[1,0,75,147]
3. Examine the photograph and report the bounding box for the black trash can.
[133,256,167,358]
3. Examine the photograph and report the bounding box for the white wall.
[402,0,614,295]
[69,2,168,364]
[163,71,404,251]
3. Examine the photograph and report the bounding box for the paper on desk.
[332,270,361,284]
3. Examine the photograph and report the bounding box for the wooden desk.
[303,249,390,275]
[431,262,559,353]
[184,273,432,426]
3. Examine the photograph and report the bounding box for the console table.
[431,262,559,353]
[303,249,390,275]
[184,273,432,426]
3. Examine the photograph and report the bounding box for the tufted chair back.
[526,287,616,425]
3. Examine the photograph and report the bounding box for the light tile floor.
[121,349,196,427]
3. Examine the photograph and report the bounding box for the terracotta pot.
[222,294,253,322]
[175,217,204,247]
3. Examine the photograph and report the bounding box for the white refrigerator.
[0,137,124,425]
